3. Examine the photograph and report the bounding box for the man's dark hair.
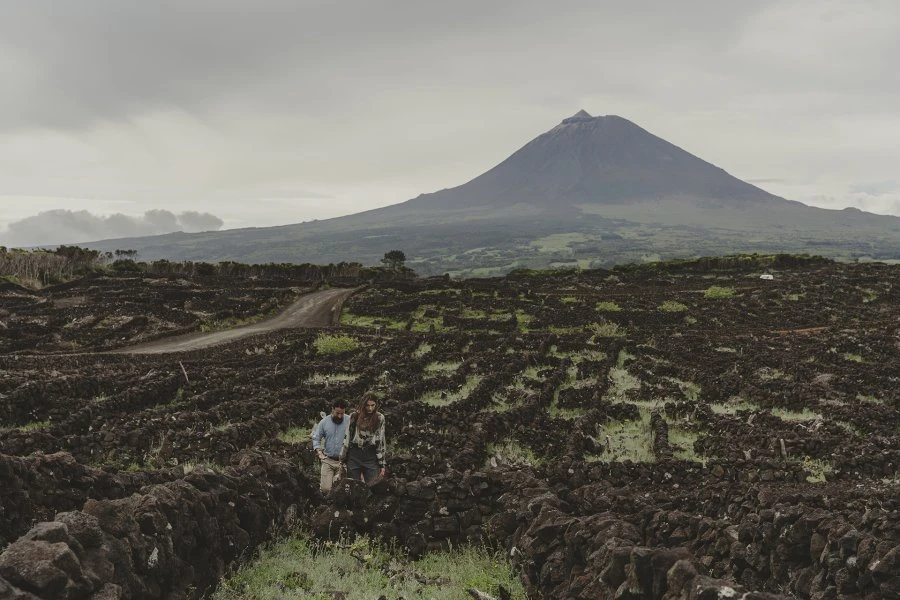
[332,399,348,409]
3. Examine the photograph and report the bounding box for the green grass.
[278,424,316,445]
[183,461,224,474]
[340,312,406,330]
[304,373,359,385]
[800,456,832,483]
[703,285,736,299]
[522,365,554,381]
[547,325,583,334]
[771,407,821,421]
[550,348,606,364]
[597,409,654,463]
[213,535,525,600]
[424,360,462,374]
[860,288,878,303]
[663,377,701,402]
[604,367,641,403]
[419,375,483,406]
[313,333,360,355]
[588,321,625,337]
[668,425,705,464]
[710,398,757,415]
[843,353,865,363]
[18,420,50,432]
[856,394,884,405]
[658,300,688,312]
[485,440,543,467]
[513,309,533,332]
[595,301,621,312]
[412,342,433,358]
[529,232,590,252]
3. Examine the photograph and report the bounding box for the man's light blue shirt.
[312,416,348,459]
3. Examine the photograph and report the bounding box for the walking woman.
[340,393,387,484]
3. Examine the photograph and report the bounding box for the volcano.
[407,110,787,211]
[83,111,900,274]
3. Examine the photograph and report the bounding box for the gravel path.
[115,287,356,355]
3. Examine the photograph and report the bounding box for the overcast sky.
[1,0,899,246]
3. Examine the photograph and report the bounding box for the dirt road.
[116,287,356,355]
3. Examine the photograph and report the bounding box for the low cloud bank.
[0,209,224,247]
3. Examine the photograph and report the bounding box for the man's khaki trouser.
[319,457,344,493]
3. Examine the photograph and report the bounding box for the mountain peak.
[562,109,594,124]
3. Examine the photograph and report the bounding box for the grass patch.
[424,360,462,374]
[856,394,883,404]
[522,365,554,381]
[485,440,543,467]
[843,353,865,363]
[800,456,832,483]
[598,408,654,463]
[278,425,316,445]
[703,285,736,299]
[860,288,878,303]
[340,312,406,330]
[513,310,533,332]
[588,321,625,338]
[771,407,820,421]
[313,333,360,355]
[604,367,641,403]
[18,420,50,432]
[663,377,701,402]
[213,535,525,600]
[183,461,225,474]
[710,398,757,415]
[547,325,583,334]
[668,425,706,464]
[304,373,359,385]
[413,342,433,358]
[419,375,483,407]
[658,300,688,312]
[595,301,621,312]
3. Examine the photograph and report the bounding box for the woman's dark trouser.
[346,445,379,483]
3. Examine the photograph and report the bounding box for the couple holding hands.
[311,393,386,493]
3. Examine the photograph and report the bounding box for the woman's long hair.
[353,393,381,432]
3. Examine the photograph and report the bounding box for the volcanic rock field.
[1,255,898,599]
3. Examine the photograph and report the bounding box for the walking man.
[311,399,348,493]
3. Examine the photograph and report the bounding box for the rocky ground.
[0,255,898,599]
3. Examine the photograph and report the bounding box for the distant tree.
[381,250,407,270]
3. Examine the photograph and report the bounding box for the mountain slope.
[82,111,900,274]
[407,111,792,211]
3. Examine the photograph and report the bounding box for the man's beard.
[331,415,344,424]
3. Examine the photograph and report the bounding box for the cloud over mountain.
[0,209,223,247]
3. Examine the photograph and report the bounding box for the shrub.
[658,300,688,312]
[595,301,621,311]
[588,321,625,337]
[313,333,360,355]
[703,285,736,299]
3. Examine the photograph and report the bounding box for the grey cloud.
[0,1,773,131]
[177,211,225,231]
[746,178,789,185]
[0,209,223,247]
[848,181,899,196]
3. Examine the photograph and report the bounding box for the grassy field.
[212,535,525,600]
